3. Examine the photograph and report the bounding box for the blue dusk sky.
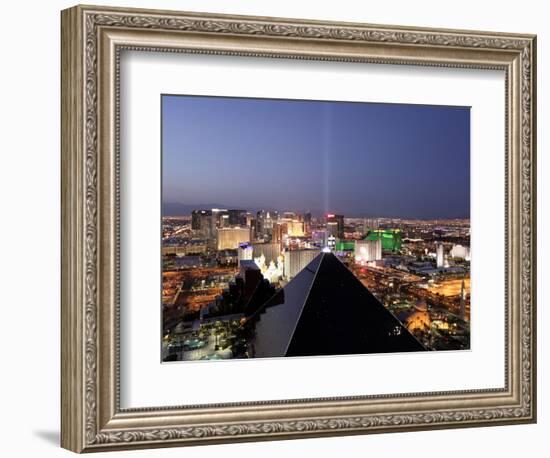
[162,95,470,219]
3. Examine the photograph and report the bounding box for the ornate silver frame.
[61,4,537,453]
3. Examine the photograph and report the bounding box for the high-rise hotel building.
[256,210,278,239]
[326,214,344,239]
[217,227,250,250]
[283,249,321,280]
[436,242,445,268]
[354,239,382,264]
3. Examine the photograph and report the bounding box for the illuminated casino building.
[311,230,328,247]
[252,242,281,266]
[228,209,247,227]
[285,220,305,237]
[283,248,321,280]
[326,214,344,239]
[354,239,382,264]
[191,209,209,230]
[237,243,253,266]
[217,227,250,250]
[246,212,254,227]
[256,210,278,239]
[238,242,282,267]
[271,223,285,243]
[335,240,355,252]
[451,244,471,260]
[254,253,284,284]
[304,212,312,233]
[364,229,402,252]
[191,209,213,238]
[211,208,229,229]
[436,242,445,268]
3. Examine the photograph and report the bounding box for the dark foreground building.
[246,252,426,358]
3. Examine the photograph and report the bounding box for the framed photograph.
[61,4,537,452]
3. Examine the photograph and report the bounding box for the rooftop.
[248,252,426,358]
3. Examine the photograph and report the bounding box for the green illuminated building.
[335,240,355,251]
[333,229,402,252]
[365,229,402,252]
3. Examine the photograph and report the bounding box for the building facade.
[450,244,470,260]
[237,243,254,266]
[217,227,250,250]
[326,214,344,239]
[285,220,305,237]
[365,229,402,251]
[354,239,382,264]
[228,209,247,227]
[256,210,278,239]
[436,242,445,268]
[191,210,213,238]
[283,249,321,280]
[253,242,282,266]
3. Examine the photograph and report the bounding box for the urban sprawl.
[162,209,470,361]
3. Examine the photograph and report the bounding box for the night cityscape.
[161,95,471,362]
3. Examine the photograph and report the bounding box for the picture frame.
[61,4,537,453]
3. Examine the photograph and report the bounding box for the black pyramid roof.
[248,252,426,358]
